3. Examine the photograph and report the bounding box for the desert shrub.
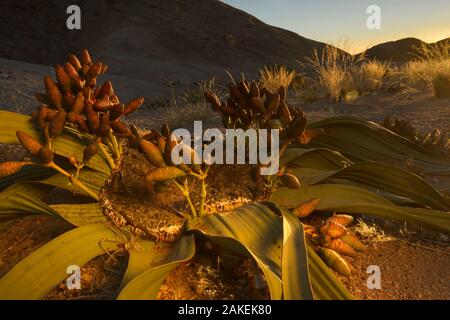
[347,60,390,94]
[432,73,450,98]
[317,65,347,102]
[402,60,432,87]
[306,44,366,102]
[383,64,416,93]
[361,60,390,84]
[401,40,450,94]
[402,59,450,89]
[259,65,297,93]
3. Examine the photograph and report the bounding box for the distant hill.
[2,0,445,90]
[436,38,450,47]
[362,37,450,62]
[0,0,328,85]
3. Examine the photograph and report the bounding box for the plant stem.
[109,130,121,160]
[118,138,123,155]
[185,194,198,219]
[48,162,70,178]
[173,180,197,218]
[188,171,203,179]
[69,176,100,201]
[198,167,210,217]
[96,140,116,170]
[105,139,115,155]
[47,162,99,201]
[199,179,207,217]
[188,170,209,180]
[75,164,84,178]
[44,126,52,149]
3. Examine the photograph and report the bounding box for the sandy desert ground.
[0,56,449,300]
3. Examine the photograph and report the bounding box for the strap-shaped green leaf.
[117,235,195,300]
[191,203,283,300]
[0,164,107,203]
[283,147,351,169]
[39,169,109,195]
[0,177,106,226]
[0,110,110,175]
[192,203,351,300]
[0,191,57,218]
[0,164,55,191]
[119,238,198,290]
[50,203,106,226]
[280,209,313,300]
[288,161,450,210]
[0,223,124,299]
[121,240,157,287]
[307,117,450,175]
[271,184,450,234]
[0,182,55,223]
[0,181,53,201]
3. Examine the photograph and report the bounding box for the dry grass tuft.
[400,40,450,96]
[259,65,297,93]
[354,219,394,242]
[305,43,367,102]
[348,60,390,93]
[432,73,450,98]
[302,40,450,101]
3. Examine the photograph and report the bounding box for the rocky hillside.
[363,37,450,62]
[0,0,327,85]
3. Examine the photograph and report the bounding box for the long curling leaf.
[0,190,58,218]
[0,181,105,225]
[0,182,55,223]
[192,203,351,300]
[120,240,160,288]
[0,181,53,201]
[280,208,313,300]
[0,165,55,191]
[287,161,450,210]
[0,223,124,299]
[117,235,195,300]
[190,203,283,300]
[283,147,351,170]
[307,117,450,175]
[39,169,108,195]
[49,203,107,226]
[270,184,450,234]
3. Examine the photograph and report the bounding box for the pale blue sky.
[222,0,450,53]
